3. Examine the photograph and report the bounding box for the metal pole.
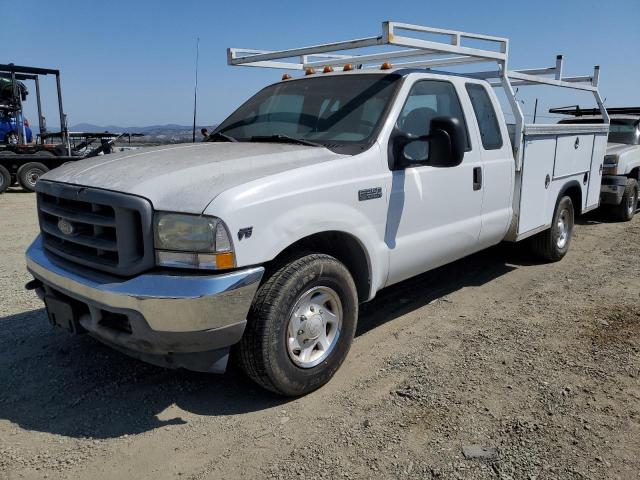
[34,76,44,140]
[192,37,200,143]
[55,72,70,154]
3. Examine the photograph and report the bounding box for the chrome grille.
[36,181,154,276]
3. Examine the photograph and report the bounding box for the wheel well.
[270,231,371,302]
[560,182,582,216]
[629,168,640,181]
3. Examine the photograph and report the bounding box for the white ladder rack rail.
[227,21,609,170]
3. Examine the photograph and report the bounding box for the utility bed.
[507,123,609,240]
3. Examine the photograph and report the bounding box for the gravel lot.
[1,190,639,479]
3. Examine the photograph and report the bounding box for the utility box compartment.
[513,123,609,240]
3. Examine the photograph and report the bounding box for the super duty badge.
[358,187,382,201]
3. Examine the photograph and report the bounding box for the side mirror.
[393,116,466,169]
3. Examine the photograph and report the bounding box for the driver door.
[385,79,484,285]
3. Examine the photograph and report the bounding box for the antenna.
[192,37,200,143]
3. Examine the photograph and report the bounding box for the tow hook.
[25,278,45,300]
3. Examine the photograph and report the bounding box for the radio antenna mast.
[192,36,200,143]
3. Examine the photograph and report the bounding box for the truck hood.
[42,142,345,212]
[606,142,639,157]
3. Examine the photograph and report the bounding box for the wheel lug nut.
[310,306,315,312]
[297,329,304,335]
[300,315,306,321]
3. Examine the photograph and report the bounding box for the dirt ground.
[1,189,638,480]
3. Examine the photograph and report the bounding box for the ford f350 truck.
[25,23,609,396]
[552,106,640,221]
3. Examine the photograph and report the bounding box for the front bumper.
[600,175,628,205]
[26,236,264,372]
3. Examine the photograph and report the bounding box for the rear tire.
[17,162,48,192]
[237,253,358,396]
[613,178,638,222]
[531,195,574,262]
[0,165,10,193]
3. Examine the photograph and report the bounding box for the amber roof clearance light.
[380,62,393,70]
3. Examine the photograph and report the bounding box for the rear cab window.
[465,83,503,150]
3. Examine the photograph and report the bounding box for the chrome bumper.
[26,235,263,335]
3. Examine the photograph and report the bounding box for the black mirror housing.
[427,116,465,168]
[391,115,466,170]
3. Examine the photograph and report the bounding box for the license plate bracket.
[44,295,84,334]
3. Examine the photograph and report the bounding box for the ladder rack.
[227,21,609,168]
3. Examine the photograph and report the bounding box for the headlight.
[154,212,235,269]
[604,154,618,166]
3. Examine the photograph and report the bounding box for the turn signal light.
[381,62,392,70]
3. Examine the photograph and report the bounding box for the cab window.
[465,83,503,150]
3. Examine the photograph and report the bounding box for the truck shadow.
[0,243,532,439]
[575,207,636,225]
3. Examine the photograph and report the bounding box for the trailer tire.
[0,165,10,193]
[531,195,574,262]
[0,152,19,185]
[237,253,358,396]
[613,178,638,222]
[17,162,48,192]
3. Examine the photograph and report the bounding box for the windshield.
[214,74,401,151]
[608,120,640,145]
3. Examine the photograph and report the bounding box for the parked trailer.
[0,64,143,193]
[25,22,608,396]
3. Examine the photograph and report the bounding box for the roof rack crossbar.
[228,21,508,71]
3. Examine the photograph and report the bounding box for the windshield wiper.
[250,135,323,147]
[206,131,237,142]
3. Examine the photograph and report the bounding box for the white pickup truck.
[552,106,640,220]
[25,23,609,396]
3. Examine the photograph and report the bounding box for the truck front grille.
[36,181,154,276]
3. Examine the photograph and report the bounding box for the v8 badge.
[238,227,253,240]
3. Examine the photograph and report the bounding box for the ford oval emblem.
[57,219,76,236]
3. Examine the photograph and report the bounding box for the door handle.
[473,166,482,191]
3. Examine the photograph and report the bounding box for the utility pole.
[192,37,200,143]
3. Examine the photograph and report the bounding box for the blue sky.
[3,0,639,127]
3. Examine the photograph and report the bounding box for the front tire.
[237,253,358,396]
[531,195,574,262]
[17,162,48,192]
[613,178,638,222]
